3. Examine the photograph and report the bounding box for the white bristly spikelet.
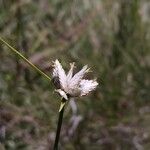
[52,59,98,100]
[79,79,98,96]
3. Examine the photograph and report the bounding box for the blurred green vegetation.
[0,0,150,149]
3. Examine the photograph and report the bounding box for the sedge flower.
[52,59,98,149]
[52,59,98,100]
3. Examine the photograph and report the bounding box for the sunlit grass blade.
[0,37,51,81]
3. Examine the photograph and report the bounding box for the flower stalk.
[53,99,66,150]
[0,37,51,81]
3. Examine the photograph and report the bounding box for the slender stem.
[53,101,66,150]
[0,37,51,81]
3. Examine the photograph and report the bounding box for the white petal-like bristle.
[79,79,98,96]
[52,62,59,77]
[66,62,75,83]
[69,65,89,89]
[53,59,67,90]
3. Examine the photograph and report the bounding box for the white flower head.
[52,59,98,100]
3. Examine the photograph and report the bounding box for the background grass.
[0,0,150,149]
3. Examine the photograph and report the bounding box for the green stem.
[53,100,66,150]
[0,37,51,81]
